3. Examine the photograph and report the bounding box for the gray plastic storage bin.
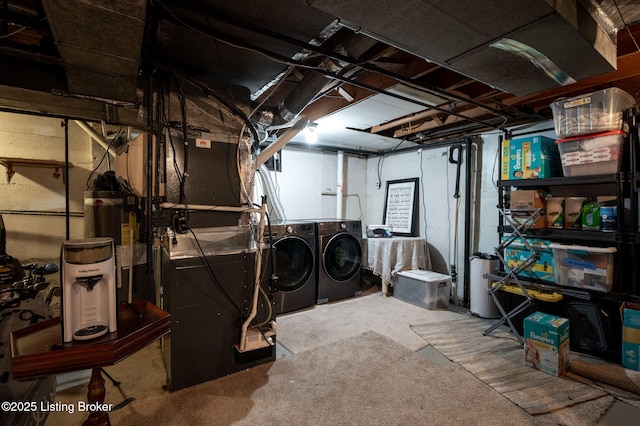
[395,270,450,310]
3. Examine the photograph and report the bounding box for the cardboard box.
[524,311,570,376]
[621,302,640,371]
[502,237,554,281]
[509,189,546,229]
[501,136,561,180]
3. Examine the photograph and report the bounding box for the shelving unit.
[491,107,640,360]
[497,171,638,297]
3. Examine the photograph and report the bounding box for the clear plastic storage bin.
[551,87,635,137]
[395,270,451,310]
[549,243,616,292]
[556,130,626,176]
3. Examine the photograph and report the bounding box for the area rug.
[110,331,538,426]
[411,317,608,415]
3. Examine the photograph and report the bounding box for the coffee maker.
[61,237,117,342]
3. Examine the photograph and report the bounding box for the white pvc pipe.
[74,120,113,153]
[336,150,344,219]
[255,116,309,170]
[239,199,267,351]
[159,202,262,213]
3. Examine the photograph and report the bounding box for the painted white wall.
[256,147,367,221]
[0,112,96,286]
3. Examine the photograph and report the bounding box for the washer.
[267,221,317,315]
[316,220,363,304]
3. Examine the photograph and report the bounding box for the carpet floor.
[110,331,539,425]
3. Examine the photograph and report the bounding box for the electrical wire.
[182,75,259,150]
[153,0,326,71]
[376,155,385,188]
[85,127,123,189]
[187,228,242,313]
[0,25,27,39]
[417,149,432,270]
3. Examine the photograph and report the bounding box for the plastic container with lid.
[551,87,635,138]
[549,243,616,292]
[395,270,450,310]
[555,130,626,177]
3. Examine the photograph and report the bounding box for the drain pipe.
[463,137,473,308]
[336,150,344,219]
[255,117,309,170]
[74,120,113,153]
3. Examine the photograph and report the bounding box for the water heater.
[61,237,117,343]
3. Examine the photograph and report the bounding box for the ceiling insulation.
[41,0,146,103]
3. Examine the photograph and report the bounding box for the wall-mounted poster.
[383,178,419,236]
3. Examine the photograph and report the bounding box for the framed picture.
[383,178,419,236]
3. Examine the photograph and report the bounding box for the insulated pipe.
[278,72,329,123]
[336,150,344,219]
[255,117,309,169]
[73,120,113,153]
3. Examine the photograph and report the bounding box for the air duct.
[309,0,617,96]
[270,29,379,125]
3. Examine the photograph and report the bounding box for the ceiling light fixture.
[305,122,318,144]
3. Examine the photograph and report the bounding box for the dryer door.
[323,233,362,282]
[274,236,314,292]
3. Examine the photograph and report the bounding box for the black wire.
[86,127,123,189]
[239,206,274,323]
[178,75,260,151]
[187,228,242,313]
[159,76,189,223]
[168,72,189,204]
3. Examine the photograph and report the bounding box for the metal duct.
[41,0,146,102]
[273,29,379,124]
[309,0,617,96]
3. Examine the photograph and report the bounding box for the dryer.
[268,221,317,315]
[316,220,363,304]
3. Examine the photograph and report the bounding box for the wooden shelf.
[0,157,73,183]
